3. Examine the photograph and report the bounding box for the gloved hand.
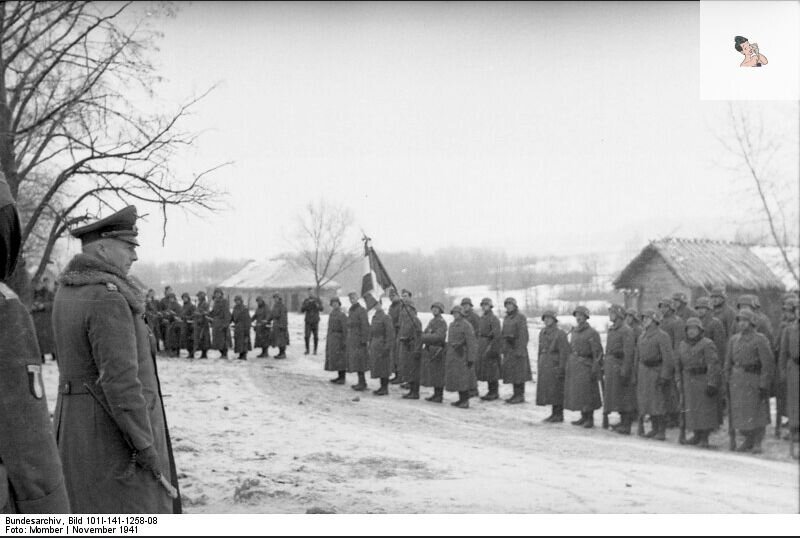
[656,377,671,389]
[705,385,718,398]
[467,360,474,368]
[135,445,161,475]
[758,387,770,401]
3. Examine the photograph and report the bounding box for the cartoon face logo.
[734,36,768,67]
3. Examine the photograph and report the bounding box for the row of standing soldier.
[143,287,290,360]
[322,286,799,455]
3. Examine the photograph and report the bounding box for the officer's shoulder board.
[0,282,18,300]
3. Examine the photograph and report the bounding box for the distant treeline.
[131,258,248,295]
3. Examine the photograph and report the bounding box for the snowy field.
[42,312,799,513]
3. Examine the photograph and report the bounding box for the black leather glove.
[758,387,770,401]
[135,445,161,475]
[705,385,718,398]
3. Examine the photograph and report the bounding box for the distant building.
[613,238,791,326]
[214,258,340,311]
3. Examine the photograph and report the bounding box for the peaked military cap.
[70,205,139,246]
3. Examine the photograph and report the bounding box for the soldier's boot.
[200,351,208,359]
[614,413,632,435]
[750,427,765,454]
[304,336,310,355]
[654,416,667,441]
[572,412,588,426]
[330,371,346,385]
[452,391,470,408]
[400,382,410,390]
[373,378,389,396]
[697,430,710,448]
[275,346,287,359]
[402,382,420,400]
[426,387,444,403]
[551,405,564,423]
[736,430,755,452]
[481,381,500,401]
[238,352,247,360]
[352,372,368,391]
[582,410,595,429]
[506,384,525,404]
[258,349,269,358]
[543,406,556,423]
[666,412,680,429]
[645,415,661,438]
[389,375,403,385]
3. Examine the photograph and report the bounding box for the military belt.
[59,377,99,395]
[686,366,708,375]
[641,358,662,367]
[736,364,762,374]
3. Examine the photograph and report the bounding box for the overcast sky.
[69,1,798,264]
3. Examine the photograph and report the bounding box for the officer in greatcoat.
[325,297,349,384]
[0,172,70,513]
[564,305,603,428]
[725,309,775,454]
[444,305,478,409]
[675,317,721,448]
[536,310,570,423]
[635,309,674,441]
[368,298,395,396]
[420,302,448,403]
[604,304,636,434]
[476,298,503,401]
[346,292,370,391]
[52,205,181,513]
[501,297,532,404]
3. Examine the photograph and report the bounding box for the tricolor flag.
[361,237,395,310]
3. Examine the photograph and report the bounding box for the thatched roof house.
[613,238,789,324]
[215,258,340,311]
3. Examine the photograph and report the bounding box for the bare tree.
[0,1,227,289]
[292,199,360,295]
[715,103,799,287]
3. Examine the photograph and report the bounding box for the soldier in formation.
[636,310,674,441]
[420,302,448,403]
[476,298,502,401]
[210,288,231,357]
[501,297,531,404]
[564,306,603,428]
[387,288,404,385]
[398,291,423,400]
[325,297,348,384]
[536,309,569,422]
[231,295,252,360]
[193,291,211,358]
[444,305,478,409]
[460,298,481,398]
[179,292,195,358]
[778,298,799,451]
[346,291,370,391]
[253,296,272,358]
[368,298,395,396]
[270,293,289,359]
[603,304,636,434]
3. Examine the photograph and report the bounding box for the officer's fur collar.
[59,253,145,314]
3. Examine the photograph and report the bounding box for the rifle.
[83,383,179,499]
[677,361,687,445]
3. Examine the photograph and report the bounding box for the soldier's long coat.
[397,303,422,383]
[144,298,161,341]
[699,312,726,364]
[536,325,570,406]
[660,312,684,414]
[779,321,799,429]
[346,303,370,373]
[179,301,195,353]
[388,298,402,375]
[162,297,182,353]
[476,310,502,382]
[603,321,636,413]
[192,299,211,352]
[1,282,70,513]
[564,322,603,411]
[52,254,180,513]
[269,301,290,348]
[675,335,720,431]
[324,309,348,372]
[210,297,231,352]
[463,309,481,388]
[31,287,56,355]
[420,316,447,388]
[231,303,252,354]
[252,302,271,350]
[724,329,775,430]
[636,324,674,416]
[501,310,532,384]
[444,317,478,393]
[369,309,395,379]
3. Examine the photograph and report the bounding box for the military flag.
[361,237,395,310]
